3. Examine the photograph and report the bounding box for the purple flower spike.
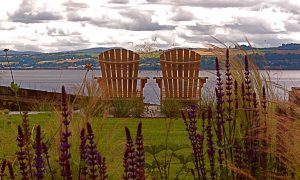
[16,125,28,179]
[86,122,99,179]
[123,127,136,180]
[79,128,88,179]
[34,125,44,180]
[7,161,15,180]
[206,106,216,179]
[59,86,72,179]
[0,159,7,179]
[97,152,107,180]
[135,122,145,179]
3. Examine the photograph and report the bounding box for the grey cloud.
[8,0,62,23]
[67,13,91,22]
[171,7,194,21]
[90,10,175,31]
[13,43,43,52]
[0,24,16,30]
[187,23,217,35]
[63,1,89,11]
[46,27,81,37]
[284,22,300,32]
[50,36,90,47]
[225,17,281,34]
[109,0,129,4]
[147,0,262,8]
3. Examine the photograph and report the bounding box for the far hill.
[1,43,300,70]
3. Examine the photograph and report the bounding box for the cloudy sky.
[0,0,299,52]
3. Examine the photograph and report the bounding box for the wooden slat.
[193,53,200,97]
[183,49,189,98]
[128,51,133,98]
[160,53,169,98]
[115,49,122,97]
[104,51,113,97]
[188,51,196,98]
[170,50,177,98]
[177,49,183,98]
[109,50,117,97]
[99,53,107,94]
[166,51,173,98]
[132,53,139,97]
[122,49,128,98]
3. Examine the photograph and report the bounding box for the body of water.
[0,70,299,104]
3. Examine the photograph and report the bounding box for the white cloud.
[0,0,299,52]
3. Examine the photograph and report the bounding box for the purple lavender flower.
[21,112,33,179]
[86,122,99,179]
[79,128,88,179]
[244,55,252,109]
[34,125,44,180]
[16,125,28,179]
[215,56,225,167]
[0,159,7,179]
[234,80,238,110]
[7,161,15,180]
[225,49,233,122]
[97,152,107,180]
[233,139,243,179]
[182,109,206,179]
[123,127,136,180]
[59,85,72,179]
[135,122,145,179]
[215,88,224,167]
[206,107,216,179]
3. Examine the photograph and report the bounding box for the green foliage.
[3,109,10,115]
[10,82,20,93]
[145,143,192,179]
[161,100,183,118]
[110,98,144,117]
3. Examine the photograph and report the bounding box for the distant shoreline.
[0,68,300,71]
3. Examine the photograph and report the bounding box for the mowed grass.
[0,113,192,179]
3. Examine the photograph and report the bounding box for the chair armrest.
[137,77,150,80]
[153,77,162,89]
[153,77,208,80]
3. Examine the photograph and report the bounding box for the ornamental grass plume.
[42,143,54,180]
[34,125,44,180]
[16,125,28,180]
[59,85,72,179]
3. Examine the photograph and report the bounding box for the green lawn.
[0,113,193,179]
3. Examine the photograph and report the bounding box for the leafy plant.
[110,99,144,117]
[161,99,183,118]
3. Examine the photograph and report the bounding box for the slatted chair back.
[98,48,140,98]
[160,48,203,100]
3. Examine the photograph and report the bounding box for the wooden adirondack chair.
[97,48,148,100]
[154,48,207,104]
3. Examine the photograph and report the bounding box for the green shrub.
[110,98,144,117]
[161,99,183,118]
[3,109,10,115]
